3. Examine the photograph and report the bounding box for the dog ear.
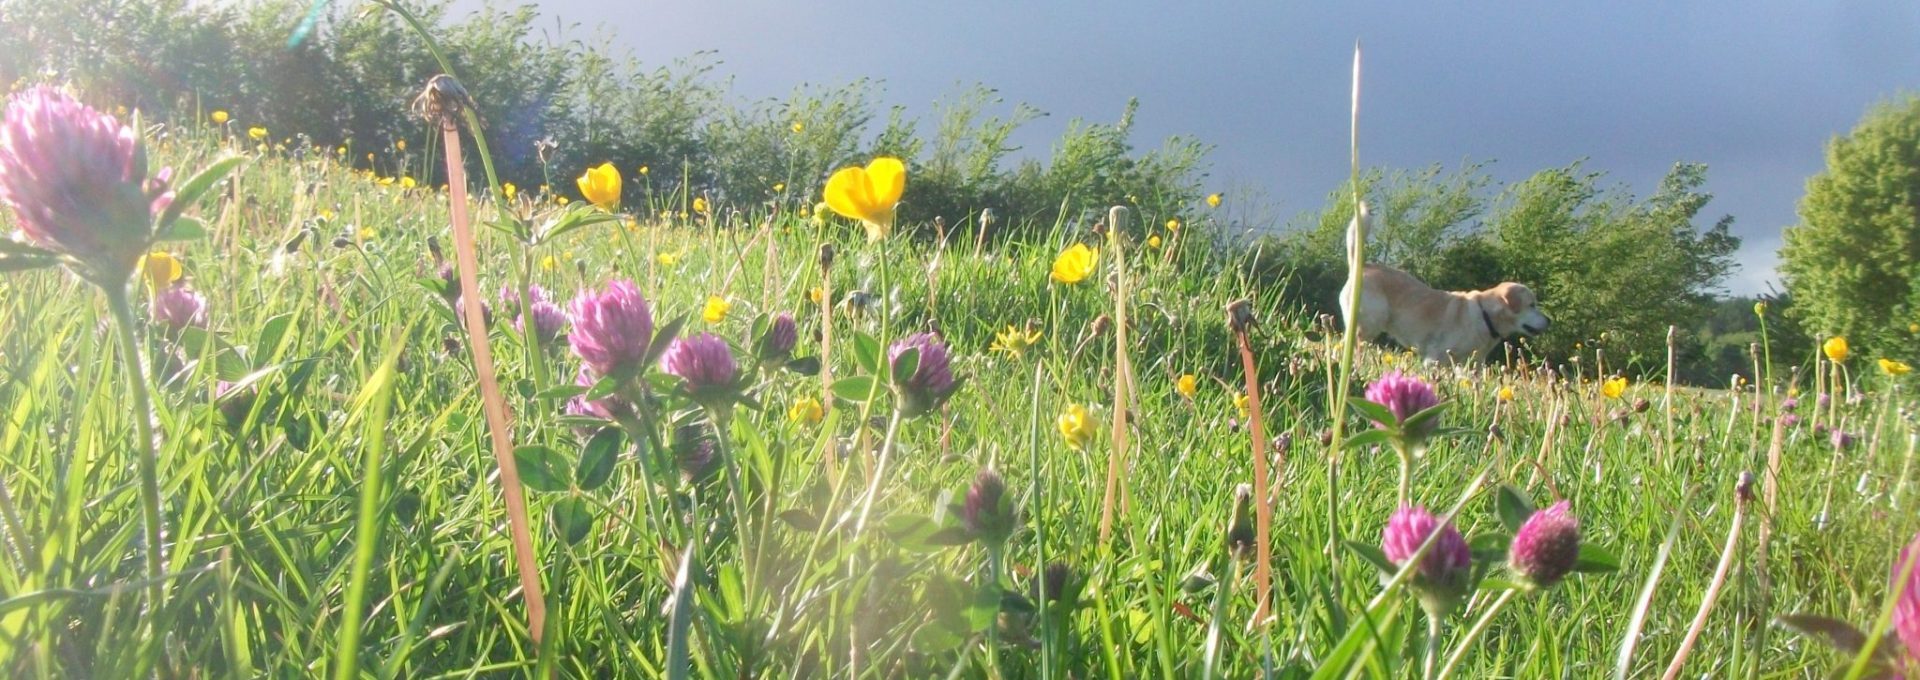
[1494,283,1535,311]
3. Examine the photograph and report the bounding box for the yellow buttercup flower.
[773,182,786,193]
[1147,234,1162,249]
[791,121,805,134]
[138,252,182,293]
[502,182,517,201]
[377,176,395,187]
[1881,358,1911,376]
[1497,385,1515,402]
[210,110,229,125]
[990,325,1043,358]
[1206,192,1223,208]
[702,296,732,324]
[400,176,417,189]
[1176,374,1198,399]
[1166,218,1181,232]
[693,197,709,214]
[1823,336,1850,363]
[247,126,267,140]
[638,165,650,176]
[1050,243,1099,284]
[1601,376,1628,400]
[541,254,558,271]
[358,226,376,240]
[789,397,824,425]
[578,162,622,211]
[1234,393,1251,418]
[656,251,682,267]
[823,157,906,241]
[1910,323,1918,334]
[808,287,826,305]
[1058,404,1094,451]
[335,146,346,157]
[395,139,407,152]
[557,196,572,206]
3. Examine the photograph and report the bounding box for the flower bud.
[1509,501,1581,588]
[888,332,959,417]
[962,468,1015,544]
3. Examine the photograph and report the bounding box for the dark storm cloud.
[450,0,1920,294]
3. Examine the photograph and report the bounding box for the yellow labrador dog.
[1340,264,1551,364]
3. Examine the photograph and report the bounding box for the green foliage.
[0,0,1213,241]
[1780,94,1920,361]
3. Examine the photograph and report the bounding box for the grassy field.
[0,105,1916,679]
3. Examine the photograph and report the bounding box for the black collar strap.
[1481,307,1503,341]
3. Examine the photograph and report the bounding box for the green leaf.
[583,374,622,402]
[155,215,211,242]
[1399,402,1449,436]
[534,384,588,402]
[1467,531,1512,562]
[535,203,619,244]
[852,332,882,375]
[1570,543,1621,573]
[1496,485,1537,533]
[178,327,252,380]
[254,313,295,365]
[549,496,593,544]
[1476,578,1528,592]
[889,347,919,386]
[830,376,880,403]
[513,445,571,493]
[575,427,622,491]
[1346,398,1396,429]
[1777,614,1869,654]
[1343,541,1396,576]
[156,154,245,234]
[1342,429,1392,450]
[777,509,820,531]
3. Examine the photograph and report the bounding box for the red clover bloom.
[1382,505,1472,614]
[567,279,652,378]
[661,332,739,394]
[1365,370,1441,439]
[889,332,959,416]
[150,284,207,332]
[1509,501,1581,588]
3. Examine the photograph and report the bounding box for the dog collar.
[1481,307,1503,341]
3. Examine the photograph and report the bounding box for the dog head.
[1480,282,1551,338]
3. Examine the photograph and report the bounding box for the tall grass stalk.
[101,291,166,619]
[1098,205,1134,544]
[329,327,406,680]
[1327,41,1365,560]
[1661,477,1750,680]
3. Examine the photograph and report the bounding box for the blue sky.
[450,0,1919,295]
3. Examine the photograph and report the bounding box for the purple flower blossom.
[150,284,206,332]
[660,332,738,392]
[888,332,959,416]
[1509,501,1581,588]
[1780,397,1799,413]
[501,284,564,344]
[563,367,630,421]
[1817,392,1832,409]
[1364,370,1441,439]
[1780,413,1801,429]
[757,311,798,362]
[962,468,1014,543]
[671,421,719,483]
[215,379,256,427]
[567,279,652,377]
[1381,506,1471,585]
[1893,532,1920,670]
[0,87,172,283]
[1831,429,1856,450]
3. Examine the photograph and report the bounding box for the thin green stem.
[1424,612,1444,680]
[1396,442,1413,509]
[1433,589,1519,680]
[104,290,166,615]
[852,408,905,539]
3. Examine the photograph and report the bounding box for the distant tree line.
[12,0,1908,384]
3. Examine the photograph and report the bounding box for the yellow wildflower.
[395,139,407,151]
[358,226,376,241]
[788,397,824,425]
[656,251,682,267]
[138,252,182,293]
[773,182,786,193]
[1881,358,1911,376]
[1176,374,1198,399]
[1050,243,1099,284]
[990,325,1043,358]
[1823,336,1850,363]
[400,176,416,189]
[1206,192,1223,208]
[247,126,267,140]
[577,162,622,211]
[823,157,906,241]
[1497,385,1514,402]
[377,177,395,186]
[791,121,805,134]
[808,287,826,305]
[1148,234,1163,249]
[638,165,650,176]
[1233,393,1251,418]
[558,196,572,206]
[1601,376,1628,400]
[1166,218,1181,232]
[502,182,517,201]
[210,110,228,125]
[702,296,732,324]
[541,254,558,271]
[1058,404,1094,451]
[693,197,709,214]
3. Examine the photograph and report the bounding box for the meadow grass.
[0,119,1915,679]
